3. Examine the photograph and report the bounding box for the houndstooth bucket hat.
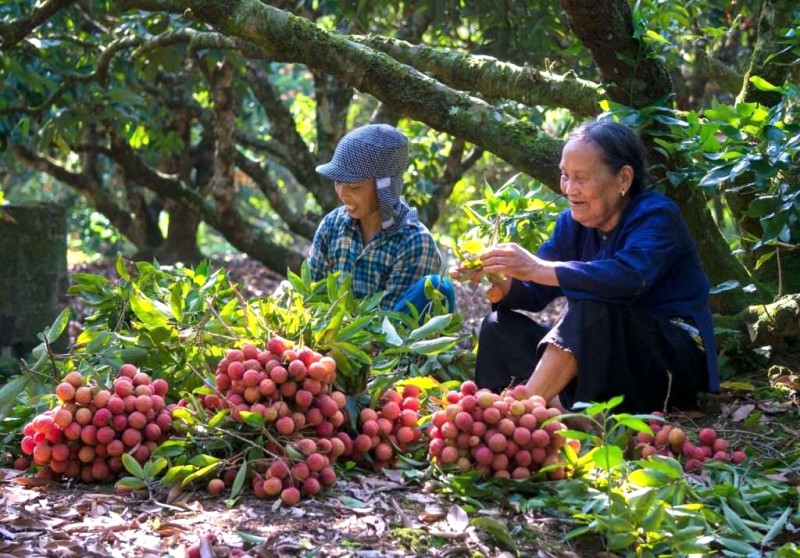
[315,123,408,184]
[316,124,414,230]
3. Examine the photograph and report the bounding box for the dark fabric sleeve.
[554,202,680,302]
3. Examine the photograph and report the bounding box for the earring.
[621,190,626,197]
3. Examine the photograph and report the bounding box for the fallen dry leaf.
[730,403,756,422]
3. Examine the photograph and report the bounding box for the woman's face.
[559,139,633,233]
[334,178,379,221]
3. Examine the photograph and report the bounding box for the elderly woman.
[469,120,718,413]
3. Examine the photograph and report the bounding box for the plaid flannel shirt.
[308,207,442,310]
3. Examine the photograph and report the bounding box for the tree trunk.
[736,0,797,107]
[154,202,204,264]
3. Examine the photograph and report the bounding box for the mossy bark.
[0,204,68,354]
[716,294,800,349]
[185,0,565,190]
[359,36,602,117]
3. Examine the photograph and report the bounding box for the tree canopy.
[1,0,799,317]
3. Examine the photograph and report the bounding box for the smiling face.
[559,139,633,233]
[334,178,379,223]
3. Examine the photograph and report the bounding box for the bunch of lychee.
[202,337,345,437]
[351,385,424,469]
[197,337,351,505]
[634,416,748,471]
[18,364,172,483]
[428,381,576,481]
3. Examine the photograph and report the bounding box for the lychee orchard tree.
[1,1,799,323]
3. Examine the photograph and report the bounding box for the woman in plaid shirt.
[308,124,454,314]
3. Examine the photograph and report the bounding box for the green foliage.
[429,397,800,557]
[116,454,168,497]
[457,173,567,253]
[0,257,473,473]
[598,79,800,264]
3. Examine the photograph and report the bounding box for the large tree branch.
[559,0,673,108]
[235,151,319,240]
[182,0,564,190]
[359,36,603,117]
[9,144,147,246]
[0,0,75,50]
[695,41,744,96]
[109,136,305,272]
[244,62,325,202]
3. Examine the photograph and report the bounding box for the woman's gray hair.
[568,120,650,196]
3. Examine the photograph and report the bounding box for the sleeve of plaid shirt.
[382,227,442,310]
[308,212,334,281]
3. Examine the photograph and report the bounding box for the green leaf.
[189,454,221,468]
[607,532,637,551]
[162,465,195,486]
[115,477,146,490]
[44,307,71,344]
[129,286,170,327]
[115,254,130,281]
[762,507,792,545]
[208,409,231,428]
[471,517,518,553]
[239,411,265,428]
[171,407,198,426]
[588,444,624,470]
[117,347,149,363]
[338,496,369,509]
[749,76,785,93]
[638,455,684,478]
[629,468,672,487]
[181,462,222,487]
[170,282,184,322]
[0,376,28,420]
[613,416,652,434]
[152,440,189,458]
[230,460,248,499]
[408,336,458,355]
[381,317,403,346]
[143,457,168,480]
[236,531,267,545]
[121,453,145,479]
[698,165,733,188]
[645,29,672,44]
[721,501,761,542]
[331,315,372,343]
[407,314,453,342]
[716,537,760,555]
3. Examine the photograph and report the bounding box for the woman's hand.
[449,263,512,304]
[480,243,543,282]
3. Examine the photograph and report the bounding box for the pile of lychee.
[427,381,576,481]
[350,385,425,469]
[17,364,172,483]
[196,337,349,506]
[634,415,747,471]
